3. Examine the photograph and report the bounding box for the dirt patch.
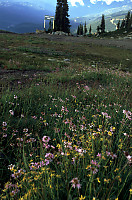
[36,34,132,50]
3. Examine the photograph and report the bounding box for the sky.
[1,0,132,17]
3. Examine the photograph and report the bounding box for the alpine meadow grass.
[0,33,132,200]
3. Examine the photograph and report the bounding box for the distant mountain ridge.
[71,10,132,33]
[0,2,53,33]
[0,1,131,34]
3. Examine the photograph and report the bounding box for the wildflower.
[45,153,54,165]
[104,178,110,183]
[9,110,14,115]
[96,153,101,159]
[42,136,51,143]
[2,122,7,126]
[101,112,111,119]
[79,195,86,200]
[129,189,132,195]
[31,116,37,119]
[123,133,127,136]
[23,128,28,133]
[108,131,113,136]
[8,164,15,171]
[14,95,17,99]
[123,110,131,120]
[97,177,100,183]
[126,155,132,163]
[70,177,81,189]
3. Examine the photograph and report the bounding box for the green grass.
[0,33,132,200]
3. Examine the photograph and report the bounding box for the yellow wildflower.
[108,131,112,136]
[86,165,91,169]
[56,174,61,178]
[97,177,100,183]
[114,168,119,172]
[79,195,86,200]
[129,189,132,194]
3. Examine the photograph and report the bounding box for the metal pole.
[44,19,45,31]
[53,18,55,31]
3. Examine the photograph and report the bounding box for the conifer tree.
[131,13,132,27]
[100,14,105,33]
[55,0,70,33]
[117,20,120,30]
[84,21,87,35]
[121,19,125,29]
[125,11,131,30]
[97,25,100,35]
[89,25,92,35]
[55,0,63,31]
[77,25,80,35]
[79,24,83,35]
[62,0,70,33]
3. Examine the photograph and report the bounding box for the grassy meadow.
[0,33,132,200]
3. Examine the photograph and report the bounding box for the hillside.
[71,10,131,34]
[0,2,53,33]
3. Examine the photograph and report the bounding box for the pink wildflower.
[42,136,51,143]
[70,177,81,189]
[9,110,14,115]
[2,122,7,126]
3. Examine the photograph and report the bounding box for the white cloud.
[69,0,84,6]
[90,0,124,5]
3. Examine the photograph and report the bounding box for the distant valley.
[0,2,131,34]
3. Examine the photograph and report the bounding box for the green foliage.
[77,24,83,35]
[84,21,87,35]
[55,0,70,33]
[117,10,132,32]
[100,14,105,33]
[0,68,132,199]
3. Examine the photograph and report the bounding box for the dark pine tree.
[121,19,125,29]
[131,13,132,28]
[55,0,63,31]
[97,25,100,35]
[125,11,131,30]
[77,25,80,35]
[62,0,70,33]
[84,21,87,35]
[89,24,92,35]
[79,24,83,35]
[100,14,105,33]
[117,20,120,30]
[55,0,70,33]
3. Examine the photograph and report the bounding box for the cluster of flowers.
[123,110,132,120]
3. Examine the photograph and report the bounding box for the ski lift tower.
[44,15,55,32]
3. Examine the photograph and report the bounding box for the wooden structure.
[44,15,55,32]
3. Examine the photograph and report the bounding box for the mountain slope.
[71,10,131,34]
[0,2,53,33]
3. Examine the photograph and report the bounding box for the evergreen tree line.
[77,22,92,36]
[77,14,105,36]
[117,11,132,31]
[54,0,70,33]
